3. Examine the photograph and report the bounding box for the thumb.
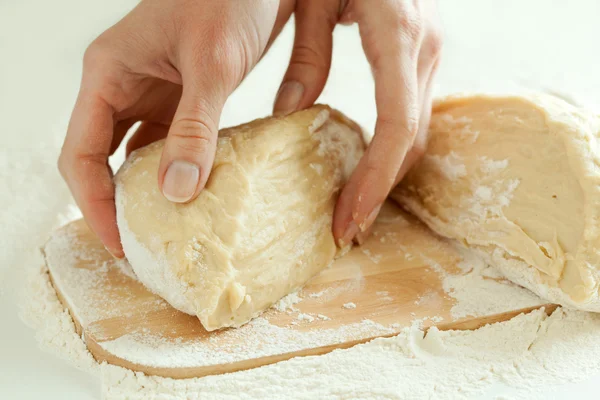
[158,80,224,203]
[273,0,339,116]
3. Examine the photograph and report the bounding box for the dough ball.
[392,93,600,311]
[115,106,364,330]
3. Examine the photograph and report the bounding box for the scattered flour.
[412,239,544,320]
[376,291,394,302]
[441,245,544,319]
[361,248,382,264]
[20,262,99,375]
[273,291,302,312]
[98,305,395,369]
[309,289,328,298]
[297,313,315,323]
[424,151,467,180]
[16,192,597,399]
[21,256,600,399]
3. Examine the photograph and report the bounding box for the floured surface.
[44,201,547,377]
[22,258,600,400]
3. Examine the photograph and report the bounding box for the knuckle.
[426,28,444,56]
[57,152,68,179]
[170,119,214,155]
[290,44,329,71]
[82,40,108,69]
[58,149,109,180]
[396,13,423,40]
[189,37,244,88]
[72,152,109,177]
[379,114,419,141]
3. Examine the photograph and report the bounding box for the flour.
[20,262,99,375]
[376,291,394,302]
[26,203,568,399]
[308,289,328,298]
[99,311,395,369]
[273,291,302,312]
[361,248,382,264]
[424,152,467,180]
[98,308,600,399]
[441,245,544,319]
[296,313,315,323]
[21,240,600,399]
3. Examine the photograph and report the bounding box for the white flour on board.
[441,244,544,319]
[20,262,600,400]
[14,195,595,399]
[19,206,578,399]
[273,291,303,312]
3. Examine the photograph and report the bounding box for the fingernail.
[338,220,360,248]
[274,81,304,116]
[359,203,382,232]
[162,161,199,203]
[355,230,370,246]
[105,246,124,259]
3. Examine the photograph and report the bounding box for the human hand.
[59,0,293,257]
[273,0,443,246]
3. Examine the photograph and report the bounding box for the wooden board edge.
[43,247,85,338]
[82,302,558,379]
[50,273,559,378]
[44,249,559,380]
[433,303,559,332]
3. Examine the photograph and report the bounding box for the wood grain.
[44,201,552,379]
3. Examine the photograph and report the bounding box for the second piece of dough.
[392,93,600,311]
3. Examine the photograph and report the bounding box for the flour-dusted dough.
[115,106,364,330]
[392,93,600,311]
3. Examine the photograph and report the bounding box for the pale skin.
[58,0,443,258]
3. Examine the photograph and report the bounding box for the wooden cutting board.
[43,201,554,379]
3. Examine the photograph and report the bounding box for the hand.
[273,0,443,246]
[59,0,293,257]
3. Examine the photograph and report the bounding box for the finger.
[333,10,423,243]
[335,120,422,249]
[350,50,420,231]
[126,121,170,156]
[333,159,363,247]
[393,56,441,187]
[58,92,124,258]
[391,107,428,187]
[158,74,225,203]
[353,59,420,229]
[273,0,338,116]
[354,223,373,246]
[264,0,296,54]
[110,118,137,155]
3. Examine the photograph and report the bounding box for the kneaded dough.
[115,106,364,330]
[392,93,600,311]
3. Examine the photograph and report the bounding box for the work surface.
[3,0,600,398]
[45,202,552,379]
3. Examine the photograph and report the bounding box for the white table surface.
[2,0,600,398]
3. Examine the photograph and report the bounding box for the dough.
[391,93,600,311]
[115,106,364,330]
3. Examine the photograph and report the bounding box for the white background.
[1,0,600,398]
